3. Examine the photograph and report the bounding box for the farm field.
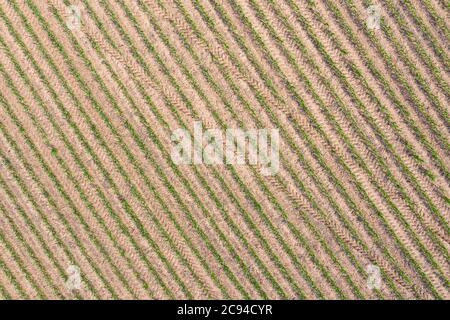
[0,0,448,299]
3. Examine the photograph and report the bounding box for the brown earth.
[0,0,448,299]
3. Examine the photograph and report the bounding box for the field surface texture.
[0,0,449,299]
